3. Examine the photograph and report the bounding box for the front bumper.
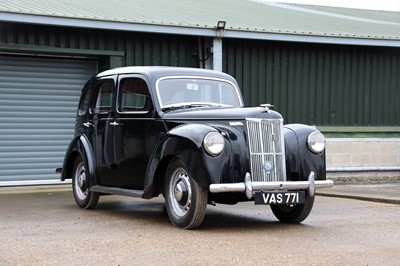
[209,171,334,199]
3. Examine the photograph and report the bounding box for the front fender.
[284,124,326,181]
[61,134,97,187]
[143,124,231,198]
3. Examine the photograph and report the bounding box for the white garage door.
[0,55,97,185]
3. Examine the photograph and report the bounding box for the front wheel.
[270,192,315,223]
[164,159,208,229]
[72,156,99,209]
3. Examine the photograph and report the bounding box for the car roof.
[95,66,237,83]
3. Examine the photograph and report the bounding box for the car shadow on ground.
[83,195,310,231]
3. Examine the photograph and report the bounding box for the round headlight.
[203,132,225,156]
[307,131,326,154]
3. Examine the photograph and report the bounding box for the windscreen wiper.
[161,102,231,112]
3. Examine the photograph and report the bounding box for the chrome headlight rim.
[307,131,326,154]
[203,132,225,156]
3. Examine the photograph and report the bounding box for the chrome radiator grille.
[246,118,286,182]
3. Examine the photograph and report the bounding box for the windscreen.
[157,77,242,108]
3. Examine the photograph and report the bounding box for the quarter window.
[93,80,114,113]
[78,84,92,115]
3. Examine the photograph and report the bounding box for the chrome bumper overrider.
[209,172,334,199]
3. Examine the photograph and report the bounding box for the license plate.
[254,191,305,205]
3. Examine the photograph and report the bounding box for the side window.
[78,84,92,115]
[93,80,114,113]
[119,78,150,112]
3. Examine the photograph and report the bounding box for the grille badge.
[263,161,273,173]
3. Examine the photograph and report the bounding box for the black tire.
[72,156,99,209]
[270,192,315,223]
[164,159,208,229]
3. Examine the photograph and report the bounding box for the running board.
[90,185,144,198]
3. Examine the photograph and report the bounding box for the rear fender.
[61,135,97,187]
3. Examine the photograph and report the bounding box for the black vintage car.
[60,66,333,229]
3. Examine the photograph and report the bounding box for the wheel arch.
[61,135,97,187]
[284,124,326,182]
[152,154,175,197]
[143,124,219,198]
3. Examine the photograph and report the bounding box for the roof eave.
[225,30,400,47]
[1,12,400,48]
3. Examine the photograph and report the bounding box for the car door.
[88,77,116,187]
[112,74,157,189]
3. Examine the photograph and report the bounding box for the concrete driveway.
[1,185,400,265]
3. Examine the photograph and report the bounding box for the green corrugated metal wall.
[0,22,198,68]
[1,22,399,128]
[0,23,123,51]
[124,32,198,67]
[224,39,400,126]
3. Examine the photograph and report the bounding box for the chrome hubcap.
[74,161,88,200]
[77,172,86,189]
[174,179,189,204]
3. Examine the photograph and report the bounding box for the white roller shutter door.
[0,55,97,185]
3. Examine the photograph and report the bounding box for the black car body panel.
[61,66,333,228]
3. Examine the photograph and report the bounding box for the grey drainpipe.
[213,38,223,72]
[213,22,225,72]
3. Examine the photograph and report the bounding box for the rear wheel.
[270,192,314,223]
[72,156,99,209]
[164,159,207,229]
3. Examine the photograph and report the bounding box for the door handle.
[110,121,122,126]
[83,122,93,128]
